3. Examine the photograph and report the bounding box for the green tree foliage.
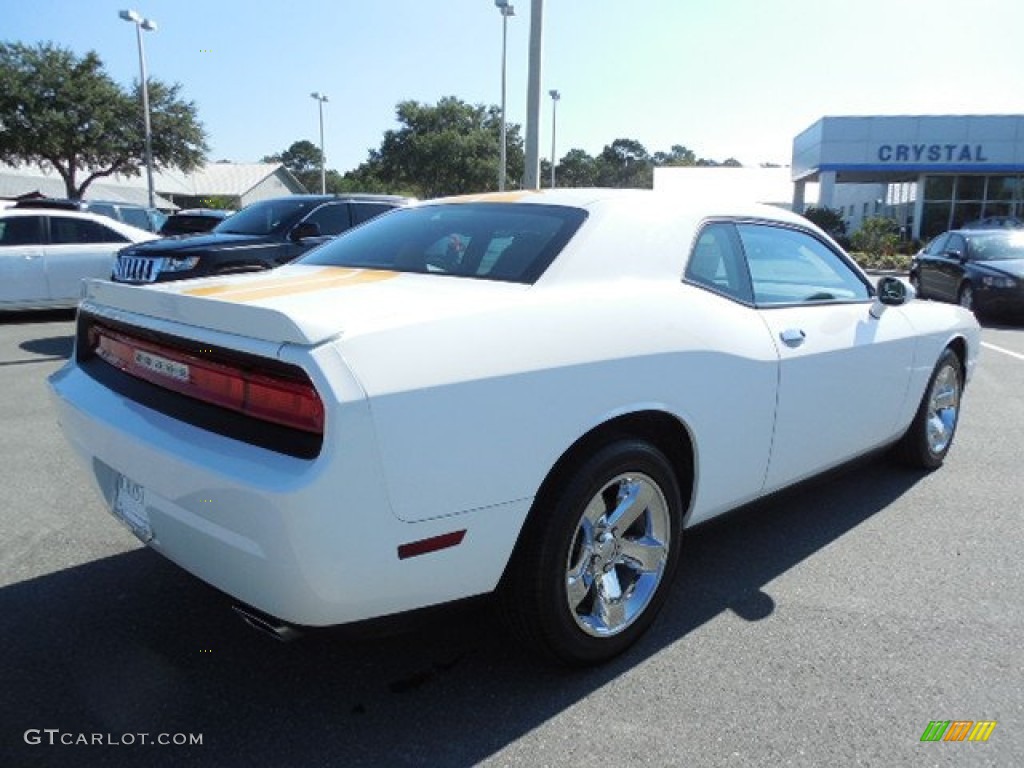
[652,144,697,167]
[263,139,324,192]
[802,206,848,239]
[555,148,600,187]
[596,138,653,188]
[349,96,526,198]
[0,42,207,199]
[550,142,743,190]
[851,216,900,257]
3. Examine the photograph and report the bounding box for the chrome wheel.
[926,360,961,455]
[565,472,671,637]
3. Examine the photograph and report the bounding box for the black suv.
[112,194,411,283]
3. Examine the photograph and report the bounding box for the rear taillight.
[90,325,324,434]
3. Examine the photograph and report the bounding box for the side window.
[0,216,44,246]
[737,223,870,305]
[302,203,352,236]
[49,217,129,245]
[685,222,752,303]
[945,234,967,257]
[350,203,395,225]
[924,233,949,255]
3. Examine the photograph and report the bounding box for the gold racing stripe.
[434,190,541,204]
[182,267,397,303]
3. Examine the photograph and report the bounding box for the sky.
[5,0,1024,176]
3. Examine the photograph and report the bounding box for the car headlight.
[161,256,201,273]
[980,275,1017,289]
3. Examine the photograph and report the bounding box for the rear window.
[299,203,587,283]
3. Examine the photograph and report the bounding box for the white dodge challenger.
[49,189,980,665]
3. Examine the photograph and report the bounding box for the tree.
[555,148,599,187]
[359,96,525,198]
[851,216,899,256]
[262,139,323,193]
[802,206,848,240]
[0,42,207,200]
[652,144,697,167]
[596,138,653,188]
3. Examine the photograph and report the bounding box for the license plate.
[133,349,190,382]
[112,473,154,542]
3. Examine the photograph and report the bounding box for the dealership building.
[792,115,1024,239]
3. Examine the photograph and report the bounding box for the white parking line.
[982,341,1024,362]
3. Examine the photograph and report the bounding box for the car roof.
[427,187,811,226]
[0,206,156,239]
[258,194,414,204]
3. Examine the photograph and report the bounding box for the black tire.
[909,272,922,297]
[501,439,683,666]
[894,347,963,469]
[958,282,974,311]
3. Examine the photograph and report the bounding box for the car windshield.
[968,231,1024,261]
[299,203,588,284]
[214,199,320,236]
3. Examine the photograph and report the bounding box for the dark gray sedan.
[910,228,1024,317]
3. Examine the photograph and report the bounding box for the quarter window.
[351,203,395,225]
[685,223,752,303]
[737,223,869,305]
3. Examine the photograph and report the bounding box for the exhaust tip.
[232,605,302,642]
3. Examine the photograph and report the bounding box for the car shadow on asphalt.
[0,455,926,767]
[18,334,74,360]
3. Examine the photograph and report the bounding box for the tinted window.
[946,233,967,256]
[300,203,588,284]
[924,233,949,255]
[737,223,869,305]
[351,202,396,225]
[302,202,351,235]
[160,215,222,236]
[215,199,320,236]
[0,216,44,246]
[965,231,1024,261]
[685,222,752,303]
[49,217,129,245]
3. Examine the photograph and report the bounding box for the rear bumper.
[48,362,526,626]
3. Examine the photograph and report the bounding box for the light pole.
[495,1,515,191]
[523,0,544,189]
[119,9,157,209]
[310,92,329,194]
[548,89,560,188]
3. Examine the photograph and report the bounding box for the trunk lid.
[82,265,528,346]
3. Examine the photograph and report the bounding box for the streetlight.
[548,89,560,188]
[119,9,157,209]
[495,1,515,191]
[310,92,329,194]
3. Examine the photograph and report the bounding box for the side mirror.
[877,275,910,306]
[290,221,321,241]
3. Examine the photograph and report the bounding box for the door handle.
[780,328,806,347]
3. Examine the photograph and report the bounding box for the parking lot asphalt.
[1,309,1021,768]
